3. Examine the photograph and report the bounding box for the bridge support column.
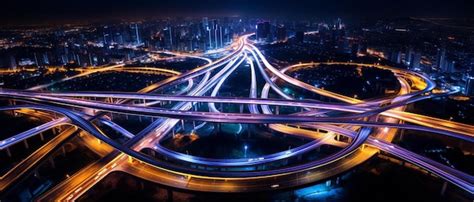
[139,116,142,122]
[23,139,29,149]
[167,189,173,202]
[440,181,448,196]
[398,129,405,141]
[240,104,244,113]
[181,120,185,129]
[276,106,279,115]
[6,147,12,157]
[61,146,67,157]
[49,157,56,169]
[150,149,156,157]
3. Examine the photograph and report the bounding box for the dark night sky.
[1,0,474,24]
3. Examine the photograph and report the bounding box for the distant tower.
[34,53,39,67]
[445,60,455,73]
[167,26,173,50]
[103,33,108,45]
[295,31,304,43]
[410,52,421,70]
[208,26,212,50]
[9,55,17,70]
[42,53,49,65]
[405,47,414,66]
[276,25,287,41]
[135,24,141,45]
[390,50,401,64]
[436,48,446,72]
[214,26,218,49]
[202,17,209,30]
[220,26,223,47]
[256,21,271,41]
[465,73,474,96]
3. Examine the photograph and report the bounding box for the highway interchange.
[0,34,473,200]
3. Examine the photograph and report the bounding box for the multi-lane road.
[0,33,473,201]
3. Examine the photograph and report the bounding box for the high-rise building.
[42,53,50,65]
[276,25,287,42]
[445,59,456,73]
[410,52,422,70]
[465,73,474,96]
[202,17,209,30]
[164,27,174,50]
[34,53,39,67]
[218,26,224,48]
[134,24,141,45]
[103,33,109,45]
[257,21,271,41]
[390,50,401,64]
[8,55,17,69]
[295,31,305,43]
[405,47,414,66]
[436,48,446,71]
[335,18,344,30]
[214,26,218,49]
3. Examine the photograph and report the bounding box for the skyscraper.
[390,50,401,64]
[465,73,474,96]
[436,48,446,72]
[276,25,287,42]
[295,31,305,43]
[135,24,141,45]
[257,21,271,41]
[202,17,209,30]
[445,59,456,73]
[405,47,414,66]
[164,26,173,50]
[410,52,422,70]
[219,26,223,48]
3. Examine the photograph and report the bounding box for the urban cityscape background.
[0,1,474,201]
